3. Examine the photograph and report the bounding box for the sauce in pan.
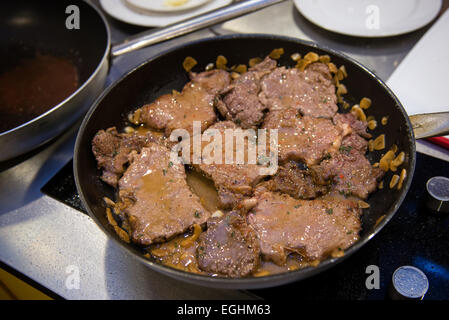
[0,53,79,133]
[149,168,307,276]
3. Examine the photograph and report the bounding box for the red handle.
[426,137,449,150]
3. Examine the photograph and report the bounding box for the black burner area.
[41,152,449,300]
[41,160,85,213]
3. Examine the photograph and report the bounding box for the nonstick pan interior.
[0,0,107,89]
[0,0,109,160]
[75,34,416,289]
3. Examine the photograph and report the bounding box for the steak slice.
[263,109,343,166]
[311,148,384,199]
[216,56,277,129]
[118,143,210,245]
[192,121,268,209]
[341,133,368,153]
[333,113,370,153]
[189,69,233,95]
[333,112,371,139]
[259,62,338,118]
[197,211,260,277]
[92,127,164,187]
[134,69,231,136]
[247,191,362,265]
[265,161,328,199]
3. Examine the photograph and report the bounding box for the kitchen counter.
[1,0,448,299]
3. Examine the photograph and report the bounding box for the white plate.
[126,0,210,13]
[387,9,449,139]
[100,0,232,27]
[293,0,442,37]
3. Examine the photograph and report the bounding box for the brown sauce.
[0,53,79,133]
[147,168,306,276]
[149,225,203,274]
[185,169,220,213]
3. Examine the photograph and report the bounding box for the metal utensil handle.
[111,0,287,57]
[409,112,449,139]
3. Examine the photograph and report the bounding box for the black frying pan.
[74,34,446,289]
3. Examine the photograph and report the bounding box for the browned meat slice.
[197,211,260,277]
[247,191,362,265]
[134,69,231,135]
[311,148,384,199]
[259,62,338,118]
[189,69,233,95]
[216,56,277,128]
[192,121,268,209]
[249,55,279,72]
[92,127,164,187]
[118,143,210,245]
[333,112,371,139]
[333,113,370,152]
[341,133,368,153]
[263,109,343,166]
[265,161,328,199]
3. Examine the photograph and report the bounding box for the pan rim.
[0,0,111,137]
[74,33,416,288]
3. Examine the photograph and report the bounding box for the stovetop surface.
[41,152,449,300]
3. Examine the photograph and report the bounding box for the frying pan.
[0,0,284,162]
[0,0,109,161]
[74,34,449,289]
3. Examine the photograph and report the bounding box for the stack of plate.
[100,0,233,27]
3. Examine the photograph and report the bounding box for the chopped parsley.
[294,204,301,209]
[168,161,174,167]
[197,246,205,257]
[339,190,352,198]
[325,208,333,215]
[194,211,201,218]
[339,145,353,153]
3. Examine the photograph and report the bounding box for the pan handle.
[409,112,449,139]
[110,0,287,57]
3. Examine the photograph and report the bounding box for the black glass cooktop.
[41,152,449,300]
